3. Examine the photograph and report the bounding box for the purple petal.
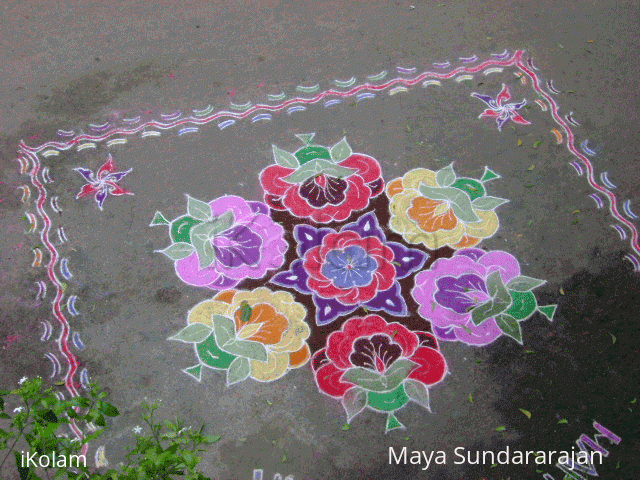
[313,296,357,326]
[214,226,262,268]
[247,201,269,215]
[510,100,527,111]
[432,325,458,341]
[342,211,385,242]
[434,274,488,314]
[364,283,408,316]
[496,115,510,131]
[386,241,427,279]
[209,274,238,289]
[471,92,496,107]
[95,189,108,210]
[105,168,132,183]
[270,259,311,293]
[455,248,485,262]
[294,224,333,256]
[74,167,96,183]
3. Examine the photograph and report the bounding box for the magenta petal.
[97,156,116,178]
[496,84,511,105]
[510,112,531,125]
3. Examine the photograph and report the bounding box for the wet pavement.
[1,1,639,479]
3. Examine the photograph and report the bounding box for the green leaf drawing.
[404,379,431,411]
[186,195,212,222]
[282,159,356,184]
[472,272,512,325]
[150,211,169,226]
[295,133,316,145]
[506,291,537,320]
[386,414,404,432]
[158,242,196,261]
[435,163,457,187]
[210,314,236,347]
[183,365,203,381]
[519,408,531,419]
[341,387,367,422]
[506,275,546,292]
[168,323,212,344]
[192,231,217,269]
[480,167,501,182]
[471,196,509,211]
[210,314,268,361]
[227,357,251,386]
[220,338,268,362]
[272,144,300,168]
[418,184,480,223]
[342,358,416,392]
[330,137,353,162]
[239,301,252,322]
[537,305,557,321]
[495,313,523,344]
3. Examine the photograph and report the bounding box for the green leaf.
[404,379,431,411]
[558,418,568,424]
[186,195,212,222]
[272,144,299,168]
[330,137,352,162]
[239,301,252,323]
[495,426,506,432]
[480,167,500,182]
[168,323,213,344]
[418,184,480,223]
[191,231,217,269]
[190,210,234,240]
[220,338,268,362]
[227,357,251,386]
[506,275,546,292]
[183,365,203,381]
[537,305,557,321]
[471,196,509,211]
[282,159,356,184]
[341,387,367,422]
[295,133,316,145]
[323,162,358,178]
[519,408,531,419]
[205,435,221,443]
[102,403,120,417]
[435,163,457,187]
[94,414,106,427]
[150,211,169,226]
[495,314,523,344]
[341,424,350,431]
[342,358,416,392]
[158,242,195,261]
[210,315,236,347]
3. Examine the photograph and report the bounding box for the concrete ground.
[1,1,639,479]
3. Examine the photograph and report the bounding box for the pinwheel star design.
[471,83,531,131]
[74,155,133,210]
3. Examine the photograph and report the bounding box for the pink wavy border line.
[513,54,640,269]
[19,148,88,455]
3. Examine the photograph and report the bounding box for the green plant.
[0,377,219,479]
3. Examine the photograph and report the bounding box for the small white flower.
[13,407,24,413]
[132,426,142,434]
[18,376,28,385]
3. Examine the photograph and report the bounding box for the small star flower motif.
[74,154,133,210]
[471,83,531,131]
[132,425,142,434]
[18,376,28,385]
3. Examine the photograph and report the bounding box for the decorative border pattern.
[12,47,638,459]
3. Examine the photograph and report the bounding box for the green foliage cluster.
[0,377,218,479]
